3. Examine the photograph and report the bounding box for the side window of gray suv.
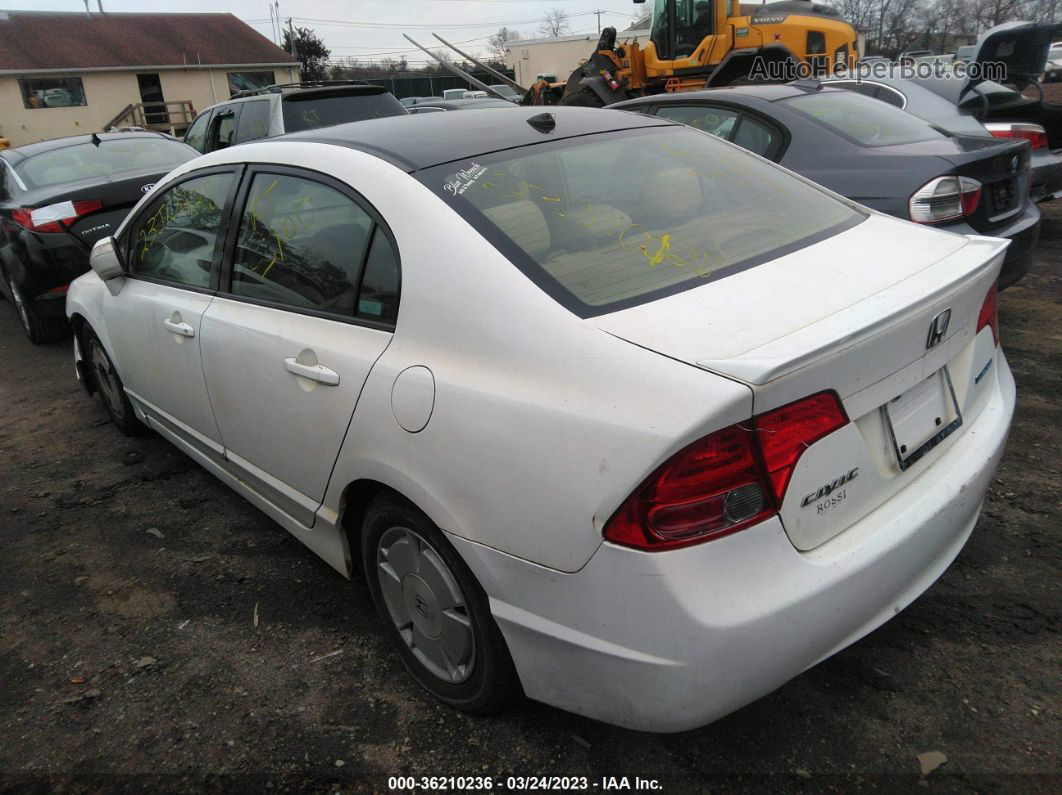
[235,100,271,144]
[208,106,240,151]
[183,110,213,153]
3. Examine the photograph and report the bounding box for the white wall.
[0,65,299,147]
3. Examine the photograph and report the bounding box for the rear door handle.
[163,319,195,338]
[284,357,340,386]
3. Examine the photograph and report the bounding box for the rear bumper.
[953,203,1040,290]
[451,353,1016,732]
[999,215,1040,289]
[1030,149,1062,202]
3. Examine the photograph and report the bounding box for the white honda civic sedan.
[67,107,1014,732]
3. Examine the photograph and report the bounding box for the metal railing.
[104,100,195,136]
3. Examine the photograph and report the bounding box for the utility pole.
[595,9,604,34]
[287,17,299,61]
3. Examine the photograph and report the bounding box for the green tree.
[283,25,331,81]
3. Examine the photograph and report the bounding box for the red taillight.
[985,122,1048,150]
[977,283,999,346]
[12,199,103,233]
[755,392,849,500]
[604,392,848,551]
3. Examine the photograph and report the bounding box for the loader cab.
[644,0,728,60]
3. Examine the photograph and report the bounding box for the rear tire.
[83,328,145,436]
[362,494,520,714]
[10,282,68,344]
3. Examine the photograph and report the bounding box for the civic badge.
[926,309,951,350]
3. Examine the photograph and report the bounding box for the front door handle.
[284,357,340,386]
[163,319,195,338]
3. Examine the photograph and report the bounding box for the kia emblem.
[926,309,951,350]
[141,183,155,194]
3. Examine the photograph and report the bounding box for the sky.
[0,1,649,66]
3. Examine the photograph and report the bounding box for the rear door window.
[235,100,271,144]
[653,104,779,158]
[419,126,861,315]
[227,172,399,324]
[208,106,240,151]
[654,105,739,139]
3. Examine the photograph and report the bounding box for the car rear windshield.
[784,91,945,147]
[282,89,406,133]
[16,137,194,188]
[417,126,863,315]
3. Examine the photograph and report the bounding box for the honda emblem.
[926,309,951,350]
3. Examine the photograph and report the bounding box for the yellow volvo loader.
[407,0,858,106]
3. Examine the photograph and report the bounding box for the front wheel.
[362,495,520,714]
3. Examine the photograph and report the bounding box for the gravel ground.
[0,203,1059,793]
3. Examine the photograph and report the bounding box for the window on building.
[19,77,87,109]
[227,71,276,96]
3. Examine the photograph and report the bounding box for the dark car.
[821,75,1062,203]
[407,98,518,114]
[612,83,1039,288]
[827,22,1062,203]
[183,82,408,154]
[0,131,197,342]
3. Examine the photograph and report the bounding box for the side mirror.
[89,236,124,282]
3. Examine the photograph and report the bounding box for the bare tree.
[489,27,523,58]
[632,7,653,29]
[539,8,571,37]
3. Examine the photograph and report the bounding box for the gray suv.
[183,82,407,154]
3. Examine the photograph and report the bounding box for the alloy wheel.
[9,283,31,334]
[376,526,476,684]
[89,339,126,421]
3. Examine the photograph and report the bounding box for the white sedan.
[67,107,1015,732]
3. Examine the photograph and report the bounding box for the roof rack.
[231,80,378,99]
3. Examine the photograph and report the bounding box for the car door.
[199,167,399,526]
[105,167,240,458]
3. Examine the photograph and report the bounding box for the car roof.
[415,98,517,110]
[611,83,851,108]
[204,83,389,111]
[280,106,672,171]
[1,131,178,163]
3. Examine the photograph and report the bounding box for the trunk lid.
[961,21,1062,94]
[22,168,166,248]
[596,213,1008,550]
[943,137,1030,232]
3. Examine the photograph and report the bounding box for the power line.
[286,10,633,30]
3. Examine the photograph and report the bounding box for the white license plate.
[884,368,962,471]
